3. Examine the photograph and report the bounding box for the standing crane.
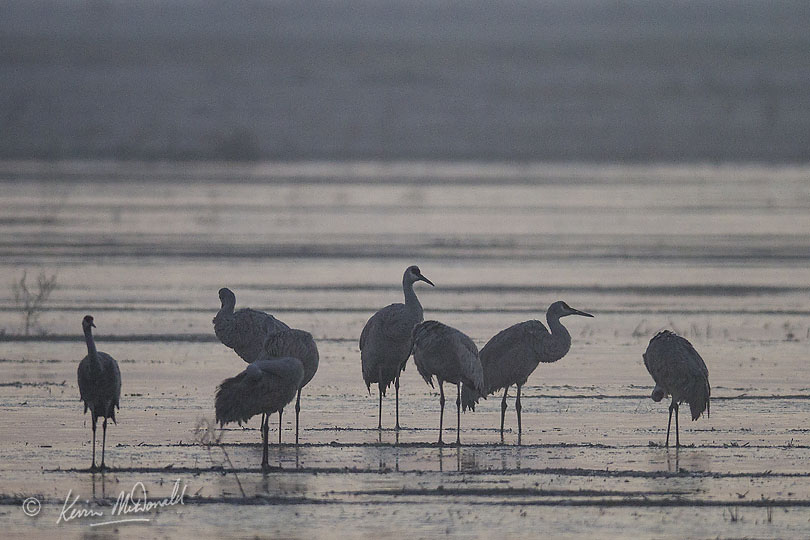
[260,329,319,444]
[643,330,710,447]
[411,320,485,445]
[213,287,289,363]
[360,265,434,430]
[77,315,122,472]
[215,357,304,470]
[461,301,593,443]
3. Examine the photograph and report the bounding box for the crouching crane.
[643,330,710,447]
[215,357,304,470]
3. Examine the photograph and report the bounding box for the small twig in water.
[194,418,245,497]
[11,270,57,336]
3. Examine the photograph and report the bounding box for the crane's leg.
[278,409,283,445]
[674,403,680,447]
[378,367,384,431]
[395,375,401,430]
[295,388,302,446]
[666,400,675,447]
[90,416,98,471]
[516,384,523,445]
[456,383,462,446]
[261,413,269,470]
[100,417,108,471]
[500,387,508,444]
[438,381,445,445]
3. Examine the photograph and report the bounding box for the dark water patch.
[4,238,810,263]
[347,487,681,498]
[116,440,810,451]
[3,307,810,319]
[0,358,61,364]
[521,393,810,401]
[0,380,67,388]
[245,283,810,297]
[44,465,810,479]
[0,217,58,225]
[4,491,809,509]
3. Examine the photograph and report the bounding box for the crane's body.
[411,320,484,445]
[77,315,121,471]
[360,265,433,430]
[643,330,710,447]
[461,301,593,443]
[215,357,304,470]
[214,287,289,363]
[260,328,320,444]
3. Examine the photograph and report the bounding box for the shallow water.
[1,161,809,538]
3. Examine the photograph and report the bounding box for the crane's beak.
[570,307,593,318]
[91,321,96,328]
[417,273,435,287]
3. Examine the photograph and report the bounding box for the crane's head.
[549,301,594,319]
[405,265,434,287]
[218,287,236,307]
[82,315,96,330]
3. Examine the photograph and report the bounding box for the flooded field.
[1,160,809,538]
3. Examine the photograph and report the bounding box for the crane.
[411,320,484,445]
[261,329,319,444]
[77,315,122,472]
[360,265,433,430]
[643,330,710,447]
[213,287,289,363]
[215,357,304,470]
[461,301,593,443]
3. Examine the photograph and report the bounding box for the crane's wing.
[215,358,303,426]
[262,328,320,387]
[360,303,412,349]
[215,307,290,363]
[97,352,122,417]
[479,320,549,394]
[412,321,484,393]
[77,356,94,414]
[455,330,485,394]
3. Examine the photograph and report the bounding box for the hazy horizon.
[2,0,810,163]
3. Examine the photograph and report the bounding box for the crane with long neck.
[360,265,434,431]
[461,301,594,443]
[77,315,122,471]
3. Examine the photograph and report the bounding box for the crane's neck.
[84,326,100,366]
[544,311,572,362]
[215,298,235,322]
[402,278,424,320]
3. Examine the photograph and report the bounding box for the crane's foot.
[99,463,107,473]
[89,464,98,473]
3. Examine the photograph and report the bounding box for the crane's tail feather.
[688,379,711,421]
[215,372,256,426]
[460,382,483,412]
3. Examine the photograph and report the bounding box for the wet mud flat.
[1,161,810,538]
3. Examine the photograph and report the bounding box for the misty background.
[2,0,809,163]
